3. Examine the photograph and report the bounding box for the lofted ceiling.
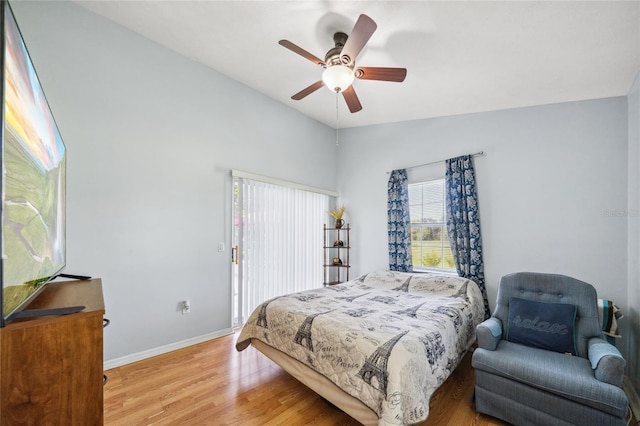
[74,1,640,129]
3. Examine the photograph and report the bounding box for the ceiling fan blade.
[340,14,377,64]
[279,40,326,66]
[342,86,362,113]
[291,80,325,100]
[355,67,407,82]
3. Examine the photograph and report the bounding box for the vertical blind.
[233,172,334,326]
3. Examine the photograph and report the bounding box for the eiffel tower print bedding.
[236,271,485,425]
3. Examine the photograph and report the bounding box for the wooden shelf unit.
[0,278,105,425]
[323,224,351,285]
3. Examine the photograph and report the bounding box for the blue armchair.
[472,272,629,426]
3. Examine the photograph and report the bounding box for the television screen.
[0,1,66,326]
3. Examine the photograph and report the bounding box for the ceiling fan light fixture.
[322,65,354,93]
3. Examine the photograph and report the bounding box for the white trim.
[103,328,234,370]
[623,376,640,424]
[231,169,339,197]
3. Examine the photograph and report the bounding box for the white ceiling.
[74,1,640,129]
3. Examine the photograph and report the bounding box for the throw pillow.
[506,297,577,355]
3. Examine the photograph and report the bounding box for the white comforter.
[236,271,485,425]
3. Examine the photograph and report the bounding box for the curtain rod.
[387,151,485,174]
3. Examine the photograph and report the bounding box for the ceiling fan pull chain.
[335,90,339,146]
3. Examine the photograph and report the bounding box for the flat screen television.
[0,0,66,327]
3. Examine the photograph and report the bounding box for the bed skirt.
[251,338,379,425]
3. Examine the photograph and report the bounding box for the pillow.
[506,297,577,355]
[360,270,469,296]
[407,274,469,297]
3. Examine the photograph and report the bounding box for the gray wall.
[337,98,632,366]
[12,1,337,362]
[10,1,639,394]
[628,70,640,393]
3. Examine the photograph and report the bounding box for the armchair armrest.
[588,337,625,387]
[476,317,502,350]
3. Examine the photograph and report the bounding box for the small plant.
[328,206,346,220]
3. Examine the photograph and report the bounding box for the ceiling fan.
[279,14,407,113]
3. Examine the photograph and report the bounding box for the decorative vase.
[335,219,344,229]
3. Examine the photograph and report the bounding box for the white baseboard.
[624,376,640,423]
[103,328,234,370]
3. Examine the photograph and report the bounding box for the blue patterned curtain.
[445,155,490,318]
[388,169,413,272]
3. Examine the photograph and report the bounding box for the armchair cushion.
[472,340,629,418]
[588,338,626,387]
[506,297,577,355]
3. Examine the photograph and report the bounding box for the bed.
[235,270,485,425]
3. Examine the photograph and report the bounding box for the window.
[408,179,455,271]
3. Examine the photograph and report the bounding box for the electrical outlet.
[182,300,191,314]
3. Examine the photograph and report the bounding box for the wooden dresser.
[0,278,105,425]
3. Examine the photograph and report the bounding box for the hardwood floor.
[104,333,508,425]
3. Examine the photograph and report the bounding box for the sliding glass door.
[231,171,334,327]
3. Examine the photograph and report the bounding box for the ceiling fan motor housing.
[325,32,353,68]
